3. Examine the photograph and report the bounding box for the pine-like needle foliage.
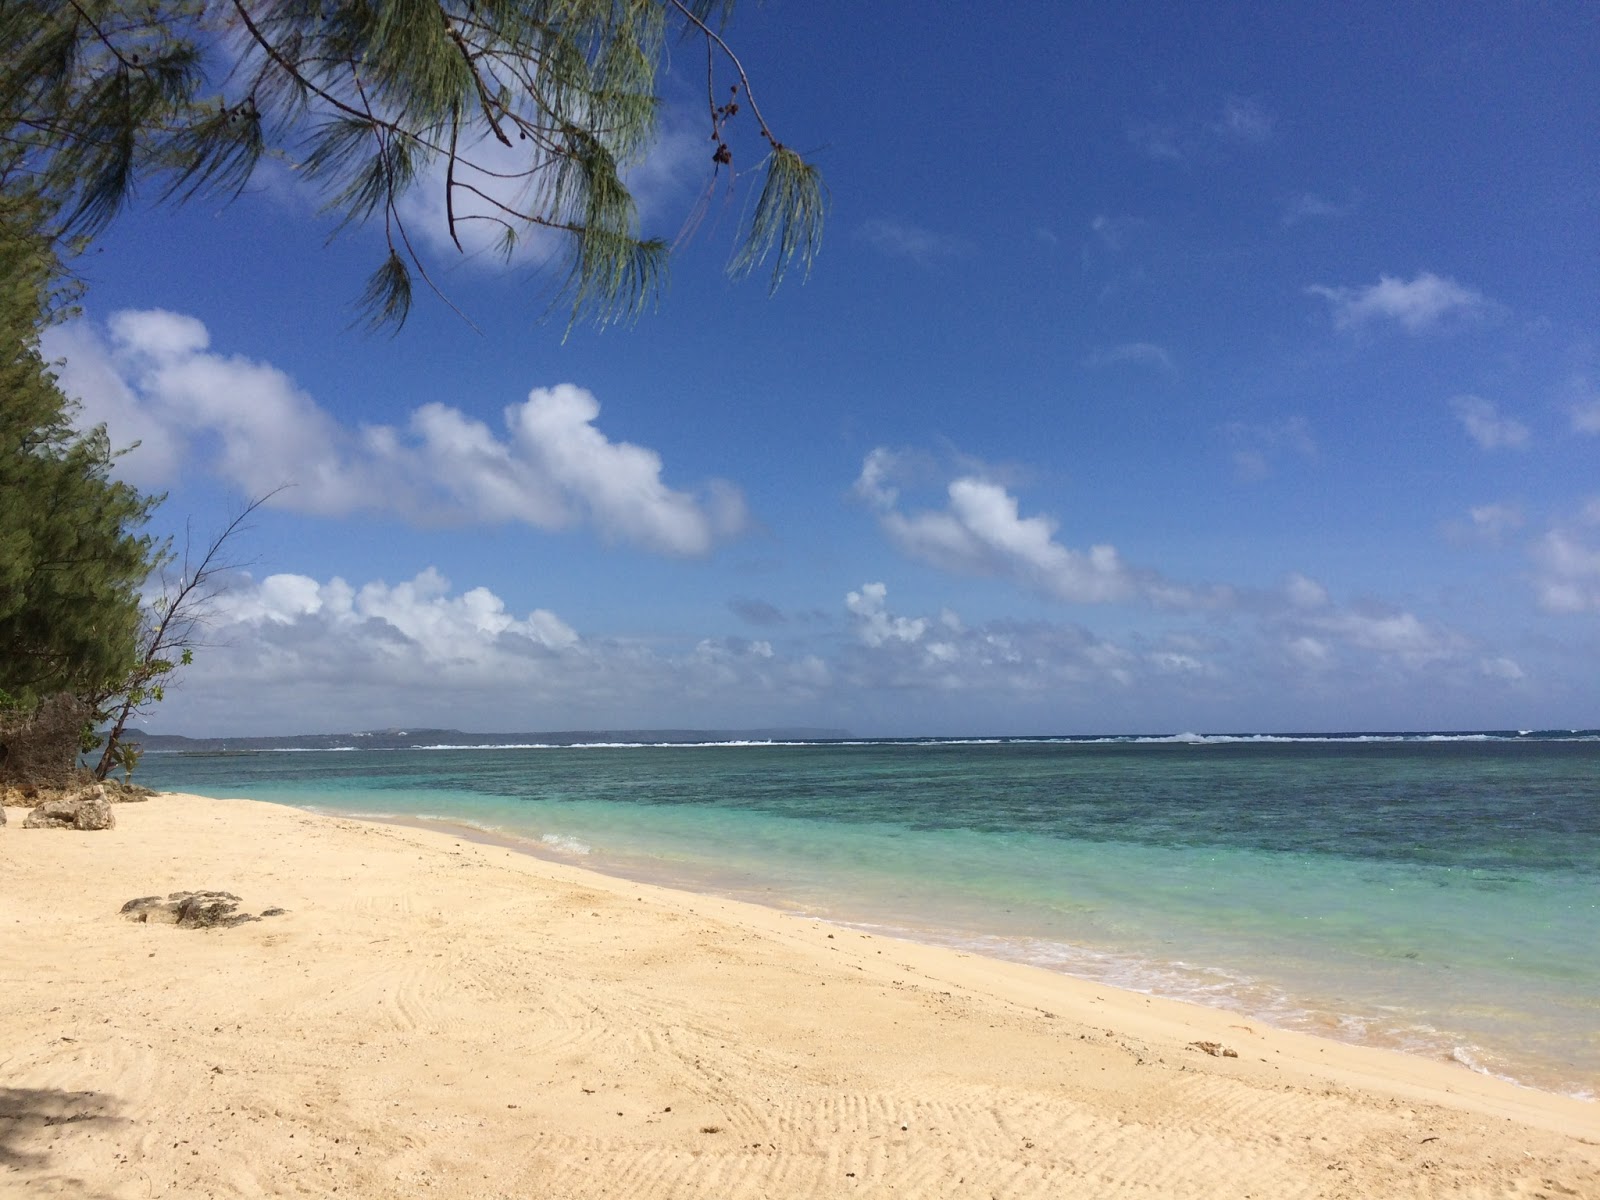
[0,1,825,329]
[0,188,161,709]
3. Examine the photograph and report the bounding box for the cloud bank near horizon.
[135,565,1532,737]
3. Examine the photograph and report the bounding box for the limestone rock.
[1,804,6,826]
[102,779,156,803]
[120,891,283,928]
[71,791,115,830]
[21,787,115,830]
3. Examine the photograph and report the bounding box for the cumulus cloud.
[147,570,1165,733]
[1306,271,1491,333]
[854,449,1231,610]
[855,451,1135,604]
[1266,575,1478,676]
[839,582,1142,692]
[44,309,745,556]
[136,561,1542,736]
[845,582,931,647]
[217,566,579,655]
[1452,395,1530,450]
[1305,608,1459,666]
[154,567,832,733]
[1284,573,1329,609]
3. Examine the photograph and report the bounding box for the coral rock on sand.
[22,786,115,830]
[121,891,286,928]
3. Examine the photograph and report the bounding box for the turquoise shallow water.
[137,735,1600,1097]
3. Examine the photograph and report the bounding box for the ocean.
[135,732,1600,1098]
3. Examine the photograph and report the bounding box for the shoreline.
[3,792,1596,1198]
[326,804,1593,1102]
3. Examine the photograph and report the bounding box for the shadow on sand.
[0,1086,128,1197]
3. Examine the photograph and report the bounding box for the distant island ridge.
[125,727,855,752]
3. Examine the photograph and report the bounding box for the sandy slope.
[1,793,1595,1199]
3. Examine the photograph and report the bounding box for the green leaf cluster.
[0,1,825,329]
[0,188,161,710]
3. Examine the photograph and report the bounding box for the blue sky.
[45,1,1599,736]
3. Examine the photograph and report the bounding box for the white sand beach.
[2,793,1596,1198]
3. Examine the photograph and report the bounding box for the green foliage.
[0,1,826,329]
[0,188,162,709]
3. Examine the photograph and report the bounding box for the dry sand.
[2,793,1596,1199]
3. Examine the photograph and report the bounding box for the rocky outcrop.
[102,779,156,802]
[0,693,91,796]
[121,891,287,928]
[21,786,115,830]
[1,784,40,807]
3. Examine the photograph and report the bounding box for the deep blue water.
[136,733,1600,1096]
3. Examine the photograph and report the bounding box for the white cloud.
[1285,606,1464,670]
[1479,656,1525,682]
[1451,395,1530,450]
[216,567,580,659]
[1083,342,1176,375]
[392,122,704,266]
[1284,573,1329,609]
[856,454,1134,604]
[1532,528,1600,613]
[1306,272,1491,333]
[845,582,929,647]
[1148,650,1215,676]
[856,218,968,264]
[1314,610,1452,662]
[133,563,1549,737]
[1283,635,1332,669]
[39,320,188,488]
[838,582,1142,693]
[44,309,745,556]
[855,450,1232,610]
[148,568,835,734]
[1270,584,1472,675]
[250,106,703,270]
